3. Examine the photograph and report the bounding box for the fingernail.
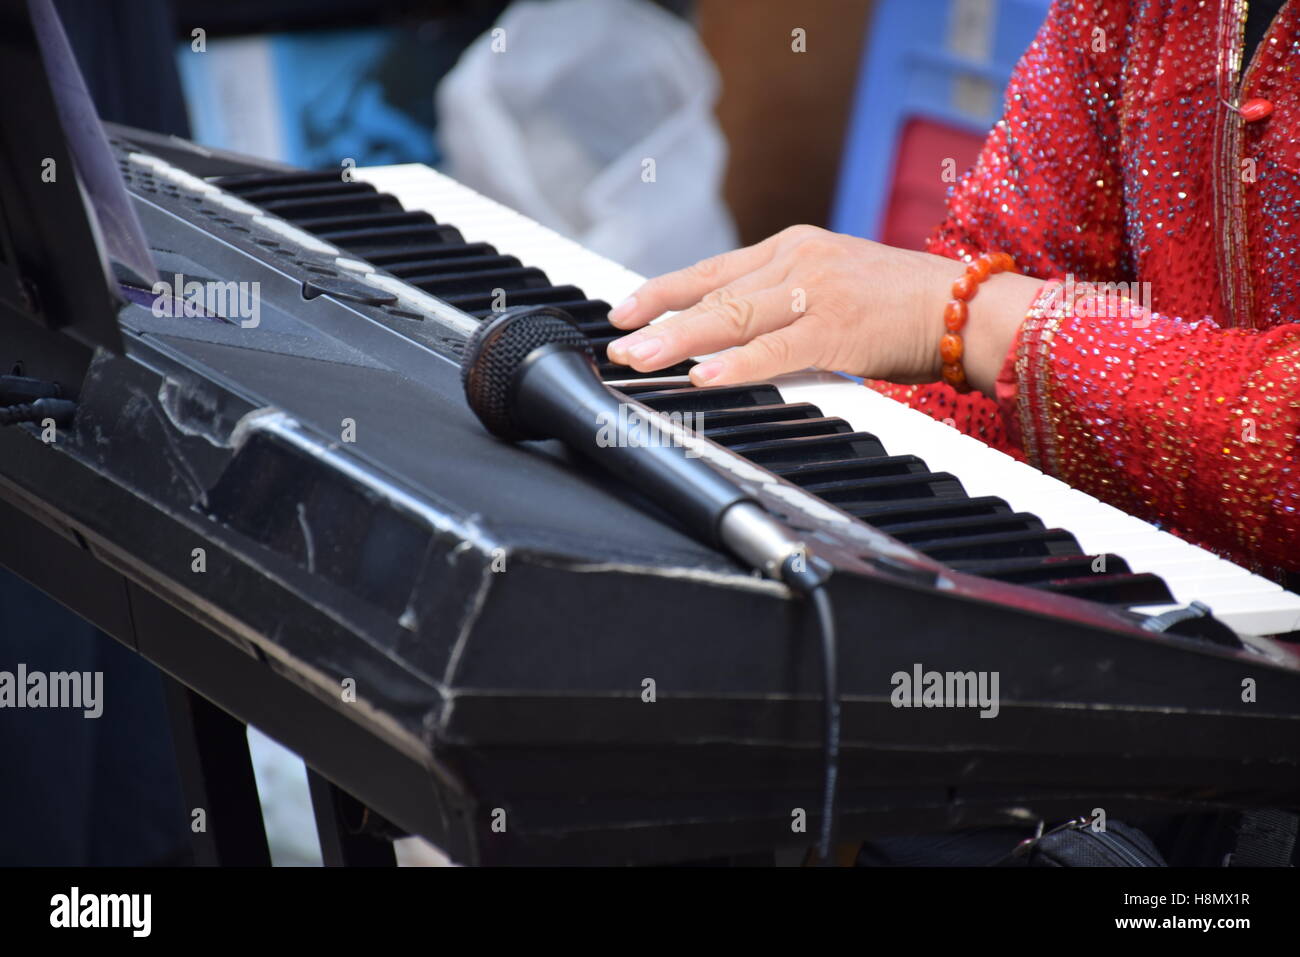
[608,296,637,324]
[626,337,662,362]
[607,333,657,362]
[692,360,723,384]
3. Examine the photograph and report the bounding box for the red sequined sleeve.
[925,0,1130,282]
[1010,285,1300,575]
[872,0,1132,453]
[915,0,1299,573]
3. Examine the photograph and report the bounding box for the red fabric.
[869,0,1300,577]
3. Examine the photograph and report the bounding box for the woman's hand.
[604,225,1042,395]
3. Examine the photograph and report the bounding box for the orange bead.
[965,257,991,281]
[952,275,977,301]
[991,252,1016,273]
[1240,98,1273,123]
[941,362,966,387]
[939,333,964,364]
[943,299,968,332]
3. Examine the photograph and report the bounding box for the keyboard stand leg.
[306,769,398,866]
[162,677,272,866]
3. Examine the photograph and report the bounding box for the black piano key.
[628,384,784,412]
[442,285,589,312]
[727,431,891,468]
[772,454,930,484]
[689,403,823,427]
[386,254,522,278]
[1037,573,1176,606]
[411,267,552,297]
[323,223,464,250]
[704,417,852,446]
[909,528,1081,561]
[296,210,438,234]
[221,180,381,204]
[615,382,683,396]
[258,191,403,220]
[598,359,696,380]
[588,338,700,380]
[875,511,1047,545]
[210,170,352,191]
[364,242,499,266]
[797,469,967,504]
[465,299,620,326]
[947,553,1131,580]
[849,495,1015,525]
[520,301,617,332]
[586,335,629,358]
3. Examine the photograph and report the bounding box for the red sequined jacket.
[873,0,1300,578]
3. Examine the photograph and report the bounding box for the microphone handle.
[513,345,756,548]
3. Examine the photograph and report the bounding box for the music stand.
[0,0,162,354]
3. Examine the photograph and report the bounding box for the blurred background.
[163,0,1050,270]
[2,0,1052,866]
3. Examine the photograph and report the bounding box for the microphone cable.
[0,375,74,428]
[783,554,841,866]
[0,397,76,427]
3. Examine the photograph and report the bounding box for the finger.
[606,284,791,371]
[607,236,782,329]
[606,273,795,371]
[688,320,825,387]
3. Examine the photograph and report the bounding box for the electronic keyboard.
[357,163,1300,641]
[1,129,1297,865]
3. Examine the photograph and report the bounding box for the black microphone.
[460,305,841,864]
[461,306,818,584]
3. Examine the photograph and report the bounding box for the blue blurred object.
[177,26,452,169]
[831,0,1052,245]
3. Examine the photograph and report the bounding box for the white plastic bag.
[436,0,737,278]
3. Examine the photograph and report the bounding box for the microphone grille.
[461,305,594,439]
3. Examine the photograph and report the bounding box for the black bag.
[1004,818,1167,867]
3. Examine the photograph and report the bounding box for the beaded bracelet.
[940,251,1016,392]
